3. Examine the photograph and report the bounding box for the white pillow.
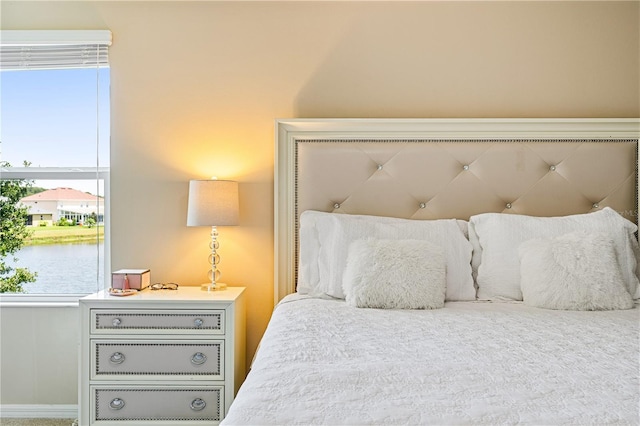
[518,231,634,311]
[298,213,321,295]
[343,239,446,309]
[298,210,475,301]
[469,207,640,301]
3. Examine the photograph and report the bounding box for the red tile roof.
[21,187,99,202]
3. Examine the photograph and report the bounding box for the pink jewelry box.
[111,269,151,290]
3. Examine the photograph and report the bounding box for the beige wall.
[1,0,638,407]
[0,306,79,404]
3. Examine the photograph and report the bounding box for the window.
[0,30,111,299]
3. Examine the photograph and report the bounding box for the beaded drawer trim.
[95,312,223,330]
[95,343,222,376]
[94,388,221,421]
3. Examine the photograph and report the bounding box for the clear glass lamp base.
[201,283,228,291]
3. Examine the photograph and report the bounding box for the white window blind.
[0,30,111,71]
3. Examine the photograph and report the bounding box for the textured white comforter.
[223,295,640,425]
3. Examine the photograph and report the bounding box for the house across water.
[20,187,104,226]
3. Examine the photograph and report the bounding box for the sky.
[1,67,110,195]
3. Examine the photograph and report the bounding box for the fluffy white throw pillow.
[343,239,446,309]
[518,231,634,311]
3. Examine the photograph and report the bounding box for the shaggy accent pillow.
[518,231,634,311]
[343,239,446,309]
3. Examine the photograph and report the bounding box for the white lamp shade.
[187,179,239,226]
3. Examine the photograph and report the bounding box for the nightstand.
[78,286,246,425]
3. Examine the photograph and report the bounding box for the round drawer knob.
[194,318,204,328]
[109,352,125,365]
[190,398,206,411]
[112,318,122,327]
[191,352,207,365]
[109,398,125,410]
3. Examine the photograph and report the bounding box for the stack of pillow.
[298,208,639,311]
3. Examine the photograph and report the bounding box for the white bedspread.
[223,295,640,425]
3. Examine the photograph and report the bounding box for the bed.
[223,118,640,425]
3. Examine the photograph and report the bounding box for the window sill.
[0,293,93,307]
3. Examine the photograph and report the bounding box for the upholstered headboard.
[274,119,640,303]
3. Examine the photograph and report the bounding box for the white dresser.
[78,286,246,425]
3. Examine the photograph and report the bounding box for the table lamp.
[187,179,239,291]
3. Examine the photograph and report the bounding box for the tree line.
[1,161,37,292]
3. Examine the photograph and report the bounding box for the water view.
[10,243,105,294]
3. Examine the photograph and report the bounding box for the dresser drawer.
[91,309,225,335]
[93,386,223,423]
[91,340,223,380]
